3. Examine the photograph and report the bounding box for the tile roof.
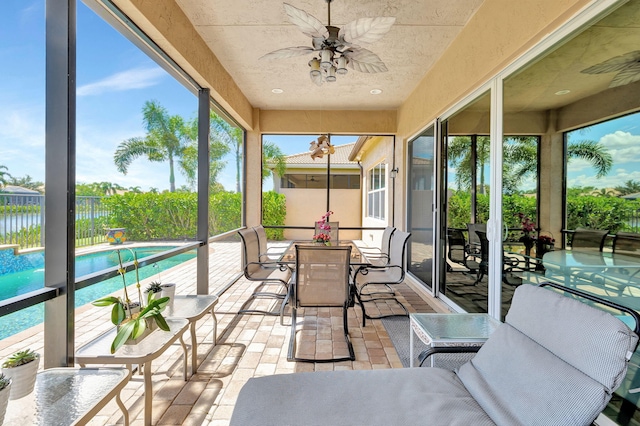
[283,142,357,166]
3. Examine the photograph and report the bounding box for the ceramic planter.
[0,380,10,424]
[160,284,176,307]
[3,353,40,400]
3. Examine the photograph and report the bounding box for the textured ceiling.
[175,0,485,110]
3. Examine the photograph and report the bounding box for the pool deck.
[0,240,444,425]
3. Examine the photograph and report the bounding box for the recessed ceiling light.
[555,89,571,95]
[272,88,284,94]
[370,89,383,95]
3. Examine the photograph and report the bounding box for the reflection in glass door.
[407,126,435,291]
[439,91,491,313]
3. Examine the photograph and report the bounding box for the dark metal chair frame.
[287,244,355,363]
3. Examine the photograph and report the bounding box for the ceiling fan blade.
[581,50,640,74]
[344,48,388,73]
[339,17,395,45]
[609,62,640,88]
[283,3,328,39]
[260,46,315,60]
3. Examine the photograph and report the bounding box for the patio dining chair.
[238,227,292,325]
[252,224,286,261]
[358,226,395,266]
[287,244,355,363]
[354,230,411,326]
[571,227,609,252]
[613,232,640,258]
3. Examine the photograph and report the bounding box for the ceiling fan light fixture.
[262,2,395,85]
[326,66,337,82]
[320,49,333,69]
[309,58,321,76]
[336,56,348,75]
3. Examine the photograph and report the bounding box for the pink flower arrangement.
[313,211,334,242]
[312,233,331,242]
[516,212,536,234]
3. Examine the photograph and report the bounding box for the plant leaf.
[339,17,395,45]
[111,321,136,353]
[581,51,640,74]
[131,319,146,339]
[283,3,328,39]
[154,314,170,331]
[111,303,126,325]
[92,296,120,307]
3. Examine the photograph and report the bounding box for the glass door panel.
[440,91,491,313]
[407,126,435,291]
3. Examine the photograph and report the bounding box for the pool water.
[0,247,196,340]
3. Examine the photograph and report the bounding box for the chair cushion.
[457,284,638,425]
[230,368,495,426]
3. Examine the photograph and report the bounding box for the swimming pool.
[0,246,196,340]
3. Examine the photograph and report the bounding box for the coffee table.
[4,367,130,425]
[76,318,189,426]
[409,313,501,368]
[164,295,218,375]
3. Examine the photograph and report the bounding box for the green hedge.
[447,190,640,234]
[102,191,287,241]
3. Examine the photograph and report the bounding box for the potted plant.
[92,293,171,353]
[92,249,171,353]
[144,281,163,301]
[1,348,39,400]
[0,373,11,424]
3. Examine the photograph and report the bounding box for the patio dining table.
[526,249,640,311]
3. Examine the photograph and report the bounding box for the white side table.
[409,313,501,368]
[164,295,218,375]
[76,318,189,426]
[4,367,130,425]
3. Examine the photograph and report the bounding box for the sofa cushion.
[457,284,638,425]
[230,367,495,426]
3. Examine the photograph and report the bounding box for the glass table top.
[411,313,501,342]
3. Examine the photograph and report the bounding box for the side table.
[4,367,130,425]
[76,318,189,426]
[409,313,501,368]
[164,294,218,375]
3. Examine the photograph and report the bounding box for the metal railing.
[0,194,108,249]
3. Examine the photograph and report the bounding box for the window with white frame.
[367,163,386,220]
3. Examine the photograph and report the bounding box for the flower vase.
[519,234,535,256]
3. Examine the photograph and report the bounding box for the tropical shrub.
[262,191,286,240]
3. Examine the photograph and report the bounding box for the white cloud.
[77,67,166,97]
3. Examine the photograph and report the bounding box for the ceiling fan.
[260,0,396,85]
[581,50,640,88]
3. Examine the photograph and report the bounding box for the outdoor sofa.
[230,283,639,426]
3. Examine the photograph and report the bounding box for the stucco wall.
[280,188,362,241]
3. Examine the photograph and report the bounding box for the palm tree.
[7,175,43,193]
[210,113,241,192]
[447,136,490,194]
[448,136,613,194]
[114,100,196,192]
[615,180,640,195]
[0,165,12,189]
[262,141,287,184]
